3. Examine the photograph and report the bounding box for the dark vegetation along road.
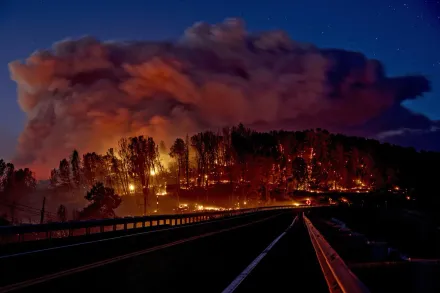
[307,206,440,293]
[0,209,336,293]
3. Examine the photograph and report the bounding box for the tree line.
[2,124,440,223]
[0,159,37,223]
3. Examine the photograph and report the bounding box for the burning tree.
[170,138,186,204]
[127,136,161,215]
[58,159,71,191]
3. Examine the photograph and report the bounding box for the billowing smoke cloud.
[9,18,434,178]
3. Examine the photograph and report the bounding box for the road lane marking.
[221,215,299,293]
[0,210,268,260]
[0,212,289,293]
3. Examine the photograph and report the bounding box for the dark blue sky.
[0,0,439,159]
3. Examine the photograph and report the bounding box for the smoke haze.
[8,18,435,178]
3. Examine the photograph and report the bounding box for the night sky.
[1,0,439,160]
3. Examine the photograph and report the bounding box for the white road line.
[221,215,298,293]
[0,213,288,293]
[0,211,262,260]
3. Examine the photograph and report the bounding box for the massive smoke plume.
[9,18,435,178]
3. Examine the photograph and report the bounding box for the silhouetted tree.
[58,159,71,190]
[191,133,208,187]
[107,148,128,196]
[0,159,5,178]
[49,169,59,189]
[185,134,190,187]
[117,138,131,195]
[128,136,160,215]
[1,163,15,195]
[57,204,67,222]
[79,182,122,220]
[13,168,37,193]
[0,162,36,203]
[70,150,81,188]
[170,138,186,193]
[82,152,102,188]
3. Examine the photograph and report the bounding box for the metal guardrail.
[0,205,296,244]
[304,214,370,293]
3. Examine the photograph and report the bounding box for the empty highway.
[0,209,330,293]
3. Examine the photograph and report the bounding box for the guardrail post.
[100,226,104,233]
[86,227,90,235]
[69,229,73,237]
[124,223,127,230]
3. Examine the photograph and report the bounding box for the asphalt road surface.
[0,210,328,293]
[231,215,328,293]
